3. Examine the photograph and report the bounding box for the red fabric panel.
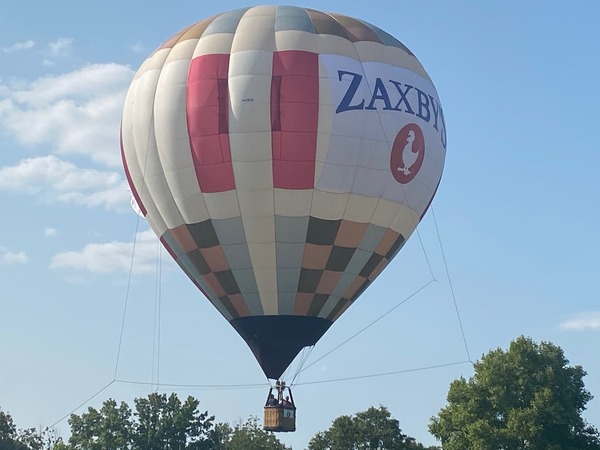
[187,54,235,193]
[271,51,319,189]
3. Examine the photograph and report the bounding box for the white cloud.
[50,230,160,274]
[1,248,28,264]
[559,312,600,332]
[44,227,58,237]
[0,155,130,210]
[0,63,134,167]
[129,42,148,53]
[48,38,73,57]
[1,40,35,53]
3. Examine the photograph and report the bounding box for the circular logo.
[390,123,425,184]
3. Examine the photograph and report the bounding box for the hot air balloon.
[120,6,446,429]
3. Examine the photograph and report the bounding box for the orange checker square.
[292,293,315,315]
[227,294,251,317]
[200,246,230,272]
[170,224,198,253]
[334,220,368,247]
[301,243,332,269]
[316,270,343,294]
[375,229,401,256]
[202,273,227,297]
[343,275,367,300]
[178,20,213,42]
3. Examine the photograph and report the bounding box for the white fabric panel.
[229,49,273,77]
[316,55,445,217]
[232,161,273,191]
[228,74,272,133]
[128,48,188,231]
[231,10,276,53]
[315,60,335,183]
[131,65,185,230]
[390,203,419,236]
[144,213,168,238]
[191,33,235,58]
[343,194,379,224]
[166,167,210,224]
[154,42,211,225]
[250,251,278,315]
[237,189,275,218]
[202,191,241,220]
[122,75,169,238]
[274,30,318,53]
[370,198,401,229]
[229,132,272,162]
[229,22,278,314]
[243,217,276,244]
[316,34,360,59]
[354,41,430,79]
[311,190,349,220]
[133,48,171,80]
[314,160,325,193]
[274,189,312,217]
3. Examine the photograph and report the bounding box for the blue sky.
[1,1,599,448]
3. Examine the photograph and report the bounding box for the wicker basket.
[263,406,296,432]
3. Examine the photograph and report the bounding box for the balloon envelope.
[121,6,446,380]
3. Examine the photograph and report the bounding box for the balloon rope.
[49,380,115,428]
[431,206,473,363]
[113,211,141,381]
[113,378,268,390]
[288,346,315,387]
[114,88,156,381]
[298,279,436,376]
[295,360,472,386]
[151,241,163,391]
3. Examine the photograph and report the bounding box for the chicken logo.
[390,123,425,184]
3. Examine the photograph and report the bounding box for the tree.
[218,417,291,450]
[132,393,215,450]
[429,335,600,449]
[308,406,438,450]
[1,408,62,450]
[68,399,133,449]
[65,393,216,450]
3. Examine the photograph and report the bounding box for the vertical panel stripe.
[187,54,236,193]
[120,132,147,216]
[271,50,319,189]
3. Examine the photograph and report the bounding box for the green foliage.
[68,398,132,450]
[65,393,216,450]
[307,406,438,450]
[429,336,600,449]
[217,417,291,450]
[0,408,62,450]
[132,393,215,450]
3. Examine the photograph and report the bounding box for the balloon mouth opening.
[230,315,333,380]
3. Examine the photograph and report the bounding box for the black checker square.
[359,253,384,278]
[352,279,371,301]
[306,217,341,246]
[307,294,330,317]
[386,235,406,260]
[214,270,241,295]
[218,295,240,319]
[186,250,211,275]
[325,245,356,272]
[297,268,323,293]
[188,219,220,249]
[327,298,349,321]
